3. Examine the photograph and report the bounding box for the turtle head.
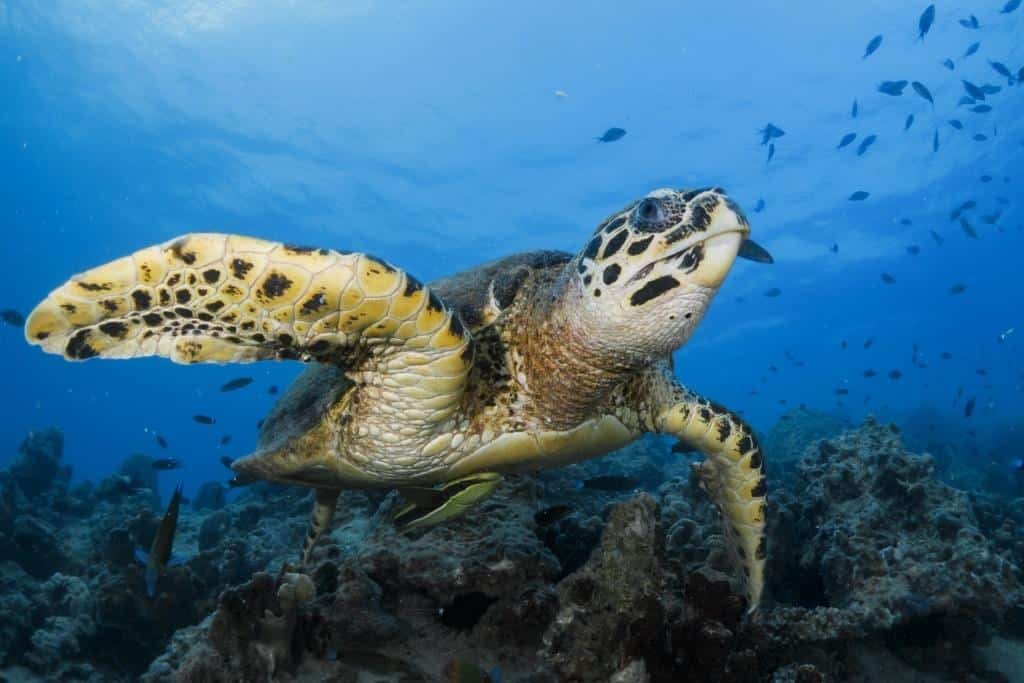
[570,187,752,361]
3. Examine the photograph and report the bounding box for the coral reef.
[2,419,1023,682]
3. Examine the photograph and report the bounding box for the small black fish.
[980,175,992,183]
[863,35,883,59]
[155,435,168,449]
[929,230,944,245]
[193,414,216,425]
[878,80,908,96]
[1001,0,1021,14]
[942,58,955,71]
[758,123,785,145]
[880,273,896,284]
[753,198,766,213]
[863,369,877,378]
[940,352,952,360]
[769,364,779,373]
[534,505,572,527]
[981,84,1002,96]
[989,61,1015,84]
[849,191,870,201]
[830,243,839,253]
[933,130,939,152]
[976,368,987,376]
[857,135,877,156]
[964,397,976,418]
[580,475,640,492]
[948,283,966,295]
[971,105,992,113]
[964,42,980,58]
[841,340,848,349]
[219,455,234,470]
[763,287,782,298]
[899,218,912,226]
[911,81,933,105]
[835,388,850,395]
[904,115,915,131]
[671,441,699,455]
[219,435,232,446]
[268,385,279,395]
[906,245,920,255]
[957,96,975,107]
[256,418,265,430]
[0,309,25,326]
[766,143,776,163]
[864,337,874,349]
[959,15,980,29]
[963,80,986,100]
[152,458,181,471]
[973,134,988,142]
[219,376,253,392]
[918,4,935,40]
[889,369,902,380]
[960,218,979,239]
[949,119,964,130]
[135,484,184,597]
[851,100,859,118]
[596,127,626,143]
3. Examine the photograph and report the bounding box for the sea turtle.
[24,187,771,608]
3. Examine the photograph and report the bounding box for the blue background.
[2,1,1021,499]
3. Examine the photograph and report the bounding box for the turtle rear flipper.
[392,472,502,531]
[25,233,473,426]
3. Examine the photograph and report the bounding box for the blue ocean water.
[1,1,1021,504]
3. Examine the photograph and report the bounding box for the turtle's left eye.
[634,198,665,226]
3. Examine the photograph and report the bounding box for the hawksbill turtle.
[24,187,771,609]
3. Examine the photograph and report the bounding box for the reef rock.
[542,493,670,681]
[8,428,66,500]
[193,481,227,511]
[764,407,850,475]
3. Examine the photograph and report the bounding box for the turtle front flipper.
[25,234,473,426]
[392,472,502,531]
[301,488,340,565]
[651,382,767,611]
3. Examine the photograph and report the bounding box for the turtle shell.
[255,250,571,453]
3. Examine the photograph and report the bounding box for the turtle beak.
[691,231,745,288]
[738,238,774,264]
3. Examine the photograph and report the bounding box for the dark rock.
[193,481,227,511]
[198,510,231,552]
[8,428,65,499]
[542,493,669,681]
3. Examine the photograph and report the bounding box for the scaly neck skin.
[508,264,644,431]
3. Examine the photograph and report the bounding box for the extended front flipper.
[301,488,340,565]
[25,234,473,430]
[392,472,502,531]
[652,383,767,611]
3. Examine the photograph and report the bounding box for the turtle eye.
[634,198,665,226]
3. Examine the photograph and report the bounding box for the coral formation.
[2,419,1023,681]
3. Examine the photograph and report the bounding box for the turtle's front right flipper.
[392,472,502,531]
[652,383,767,611]
[25,233,473,425]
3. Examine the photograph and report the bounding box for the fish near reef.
[135,483,185,597]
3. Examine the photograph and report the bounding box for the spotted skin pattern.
[24,188,766,609]
[649,377,767,610]
[25,233,472,425]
